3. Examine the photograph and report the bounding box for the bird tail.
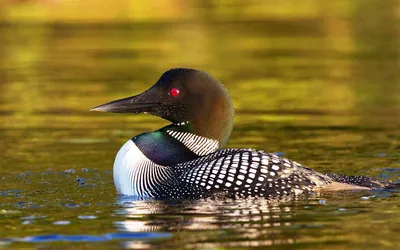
[325,173,399,190]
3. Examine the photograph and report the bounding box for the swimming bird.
[91,68,387,199]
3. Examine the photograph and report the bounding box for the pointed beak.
[90,93,160,114]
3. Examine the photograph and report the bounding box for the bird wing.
[178,149,332,197]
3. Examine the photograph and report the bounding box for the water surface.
[0,1,400,249]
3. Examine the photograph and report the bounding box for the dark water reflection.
[1,1,400,249]
[0,170,399,249]
[2,170,398,249]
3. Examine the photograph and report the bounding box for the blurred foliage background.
[0,0,399,174]
[0,0,399,113]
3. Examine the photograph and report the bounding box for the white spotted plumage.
[178,149,332,198]
[113,140,332,198]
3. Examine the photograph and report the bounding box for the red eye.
[169,88,180,97]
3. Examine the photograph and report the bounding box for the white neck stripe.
[166,130,219,156]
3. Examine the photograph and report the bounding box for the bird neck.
[190,94,234,148]
[132,126,198,166]
[132,120,229,167]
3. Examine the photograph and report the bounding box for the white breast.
[113,140,173,196]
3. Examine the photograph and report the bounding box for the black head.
[91,68,234,147]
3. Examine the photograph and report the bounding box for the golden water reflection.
[0,1,399,249]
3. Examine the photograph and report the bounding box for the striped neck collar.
[166,129,219,156]
[163,122,219,156]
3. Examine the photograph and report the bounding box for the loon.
[91,68,388,199]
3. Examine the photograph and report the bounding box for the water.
[1,1,400,249]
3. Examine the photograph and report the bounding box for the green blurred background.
[1,0,399,113]
[1,0,399,173]
[1,0,399,175]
